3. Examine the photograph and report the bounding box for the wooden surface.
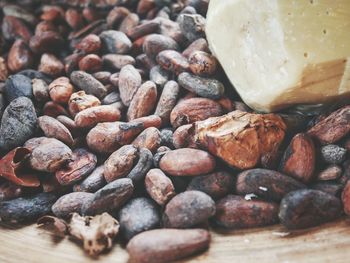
[1,218,350,263]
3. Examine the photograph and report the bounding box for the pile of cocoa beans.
[0,1,349,262]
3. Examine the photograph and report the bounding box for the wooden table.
[1,218,350,263]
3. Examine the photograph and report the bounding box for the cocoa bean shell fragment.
[279,189,342,229]
[127,229,210,263]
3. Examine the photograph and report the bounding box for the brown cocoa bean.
[49,77,74,104]
[342,181,350,215]
[39,53,64,77]
[7,39,33,72]
[100,30,132,54]
[73,165,106,193]
[236,168,306,202]
[38,116,74,146]
[149,65,169,87]
[154,80,180,124]
[170,97,222,128]
[157,50,189,74]
[127,81,157,121]
[143,34,179,59]
[173,124,197,149]
[127,20,160,40]
[118,197,160,240]
[188,51,217,76]
[70,70,107,99]
[317,165,342,181]
[103,54,135,70]
[311,182,343,197]
[187,171,234,200]
[76,34,102,53]
[25,137,72,172]
[119,64,142,106]
[32,78,50,102]
[43,101,69,117]
[78,54,102,73]
[280,133,316,184]
[29,31,64,54]
[163,190,215,228]
[214,195,279,229]
[106,7,130,28]
[74,104,121,128]
[160,148,215,176]
[182,38,209,58]
[52,192,93,218]
[131,115,162,129]
[145,168,176,206]
[68,90,101,117]
[56,115,78,135]
[127,229,210,263]
[81,178,134,216]
[279,189,342,229]
[2,15,32,42]
[308,105,350,144]
[104,145,138,183]
[119,13,140,34]
[55,148,97,186]
[132,127,161,153]
[93,71,112,85]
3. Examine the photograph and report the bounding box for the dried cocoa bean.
[149,65,169,87]
[132,127,161,153]
[118,197,160,240]
[7,39,33,72]
[49,77,74,104]
[154,80,180,124]
[280,133,316,184]
[119,64,142,106]
[56,148,97,186]
[74,104,121,128]
[104,145,138,183]
[157,50,189,74]
[182,38,209,58]
[0,97,37,151]
[187,171,234,199]
[70,70,107,99]
[56,115,78,135]
[119,13,140,34]
[317,165,342,181]
[279,189,342,229]
[236,169,306,202]
[0,193,57,223]
[73,165,106,193]
[39,53,64,77]
[145,168,176,206]
[132,115,162,129]
[321,144,347,164]
[170,97,222,128]
[52,192,94,218]
[153,147,171,168]
[103,54,135,70]
[127,20,160,40]
[0,181,22,201]
[126,148,153,183]
[5,74,33,102]
[78,54,102,73]
[178,14,206,42]
[38,116,74,146]
[127,229,210,263]
[310,182,343,197]
[188,51,217,76]
[143,34,179,59]
[163,190,215,228]
[81,178,134,216]
[32,78,50,102]
[43,101,69,117]
[68,91,101,117]
[29,31,64,54]
[173,124,196,149]
[307,105,350,145]
[100,30,132,54]
[160,148,215,176]
[2,16,32,42]
[106,7,130,28]
[214,195,279,229]
[178,72,224,99]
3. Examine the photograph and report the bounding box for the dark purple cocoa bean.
[52,192,93,218]
[214,195,279,229]
[5,74,33,102]
[55,148,97,186]
[127,148,153,183]
[143,34,179,59]
[163,190,215,228]
[160,148,215,176]
[38,116,74,146]
[310,182,343,197]
[73,165,106,193]
[321,144,347,164]
[127,229,210,263]
[149,65,169,87]
[154,80,180,125]
[157,50,189,74]
[0,193,57,223]
[236,169,306,202]
[279,133,316,184]
[100,30,132,54]
[177,14,206,42]
[104,145,138,183]
[307,105,350,145]
[118,197,160,240]
[119,64,142,106]
[81,178,134,216]
[187,171,234,200]
[178,72,224,99]
[70,71,107,99]
[170,98,223,128]
[279,189,342,229]
[145,168,176,206]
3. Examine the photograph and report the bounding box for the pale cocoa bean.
[317,165,342,181]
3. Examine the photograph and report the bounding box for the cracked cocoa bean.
[48,77,74,104]
[118,197,160,240]
[173,124,196,149]
[68,90,101,117]
[188,51,217,76]
[279,189,342,229]
[214,195,279,229]
[163,190,215,228]
[81,178,134,216]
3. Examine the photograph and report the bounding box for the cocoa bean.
[127,229,210,263]
[119,64,142,106]
[236,168,306,202]
[106,7,130,28]
[5,74,33,102]
[163,190,215,228]
[127,20,160,40]
[70,70,107,99]
[173,124,196,149]
[119,13,140,34]
[132,115,162,129]
[93,71,112,85]
[214,195,279,229]
[188,51,217,76]
[279,189,342,229]
[178,14,206,42]
[149,65,169,87]
[118,197,160,240]
[310,182,343,197]
[73,165,106,193]
[74,104,121,128]
[317,165,343,181]
[126,148,153,183]
[280,133,316,184]
[143,34,179,59]
[145,168,176,206]
[52,192,93,218]
[32,78,50,102]
[103,54,135,70]
[49,77,74,104]
[132,127,161,153]
[2,16,32,42]
[38,116,74,146]
[187,171,235,199]
[29,31,64,54]
[182,38,209,58]
[55,148,97,186]
[81,178,134,216]
[100,30,132,54]
[68,90,101,117]
[160,148,216,176]
[39,53,64,77]
[157,50,189,74]
[7,39,33,72]
[78,54,102,73]
[43,101,69,117]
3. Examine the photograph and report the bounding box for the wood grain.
[1,218,350,263]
